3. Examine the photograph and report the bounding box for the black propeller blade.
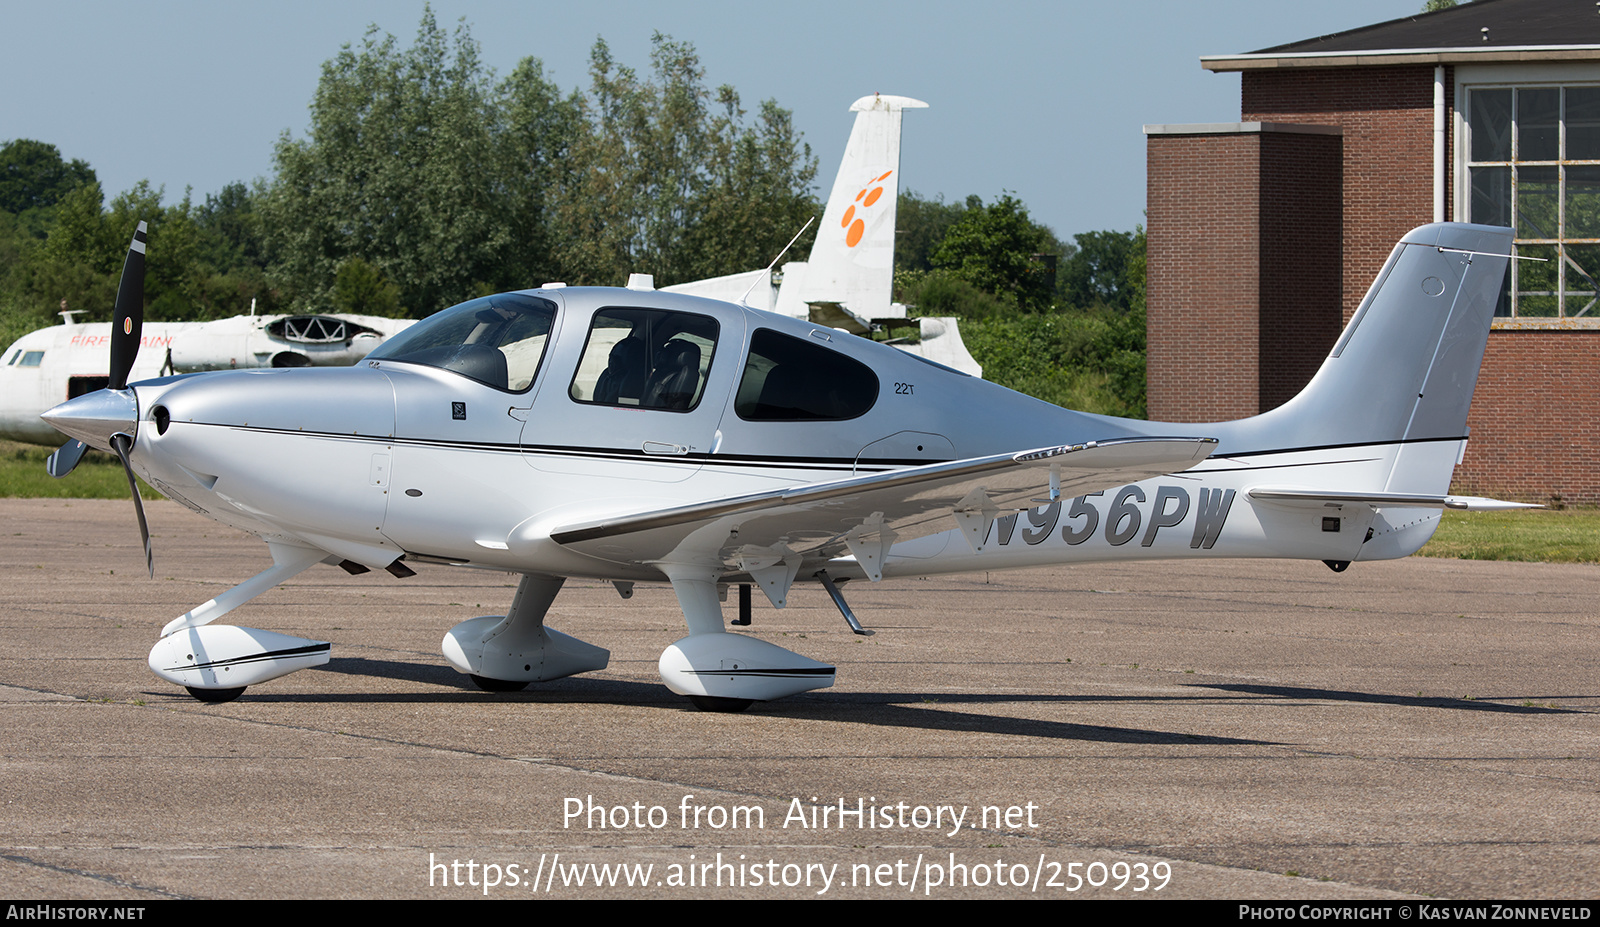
[45,221,147,479]
[42,220,154,577]
[45,439,88,478]
[111,433,154,579]
[108,221,148,391]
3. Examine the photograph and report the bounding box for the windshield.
[366,293,557,392]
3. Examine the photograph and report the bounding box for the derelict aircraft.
[0,310,415,446]
[37,131,1528,714]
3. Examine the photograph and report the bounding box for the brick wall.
[1459,331,1600,504]
[1258,131,1344,412]
[1147,133,1262,422]
[1149,63,1600,502]
[1243,65,1444,322]
[1146,128,1340,421]
[1243,65,1600,502]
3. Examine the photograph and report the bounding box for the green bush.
[956,309,1146,418]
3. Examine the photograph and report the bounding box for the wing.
[550,436,1217,597]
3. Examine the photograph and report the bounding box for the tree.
[895,191,974,272]
[675,90,818,282]
[11,180,223,322]
[498,58,583,290]
[262,8,519,314]
[551,33,817,287]
[1059,227,1144,312]
[195,181,265,272]
[0,140,96,217]
[890,188,1146,415]
[332,256,403,316]
[929,193,1063,310]
[261,13,814,307]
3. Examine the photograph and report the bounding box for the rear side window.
[735,329,878,421]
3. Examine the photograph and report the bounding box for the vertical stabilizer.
[794,94,928,322]
[1260,223,1511,457]
[1154,222,1514,469]
[1093,222,1518,562]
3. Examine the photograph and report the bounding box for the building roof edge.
[1143,122,1343,137]
[1203,45,1600,71]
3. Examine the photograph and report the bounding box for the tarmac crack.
[1,851,194,899]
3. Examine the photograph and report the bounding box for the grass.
[2,438,1594,564]
[0,440,160,499]
[1415,508,1600,564]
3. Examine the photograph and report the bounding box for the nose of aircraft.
[41,388,138,451]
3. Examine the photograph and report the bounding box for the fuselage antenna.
[740,216,815,307]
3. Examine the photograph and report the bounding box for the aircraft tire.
[185,686,246,703]
[470,674,530,692]
[687,695,754,713]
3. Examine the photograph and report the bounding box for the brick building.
[1146,0,1600,503]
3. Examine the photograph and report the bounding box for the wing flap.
[551,436,1217,572]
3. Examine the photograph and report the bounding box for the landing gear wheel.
[688,695,754,713]
[470,674,529,692]
[185,686,246,703]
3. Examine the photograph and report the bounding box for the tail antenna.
[740,216,815,307]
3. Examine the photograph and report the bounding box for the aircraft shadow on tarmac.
[1191,683,1583,715]
[135,655,1282,746]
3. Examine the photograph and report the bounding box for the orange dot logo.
[843,170,892,249]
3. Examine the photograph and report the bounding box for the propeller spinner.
[40,220,154,577]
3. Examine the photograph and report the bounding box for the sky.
[2,0,1419,240]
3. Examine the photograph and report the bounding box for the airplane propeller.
[42,221,154,578]
[106,230,146,389]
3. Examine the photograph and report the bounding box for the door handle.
[642,441,689,456]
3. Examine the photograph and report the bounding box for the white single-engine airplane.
[40,218,1524,711]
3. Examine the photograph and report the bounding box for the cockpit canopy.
[365,293,556,392]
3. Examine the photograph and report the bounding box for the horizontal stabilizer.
[1248,488,1540,511]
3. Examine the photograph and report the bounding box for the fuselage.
[111,285,1438,585]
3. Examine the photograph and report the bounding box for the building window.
[1466,85,1600,319]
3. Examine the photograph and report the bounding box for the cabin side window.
[569,308,720,413]
[735,329,879,422]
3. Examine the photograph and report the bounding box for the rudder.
[1206,222,1513,472]
[797,94,928,320]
